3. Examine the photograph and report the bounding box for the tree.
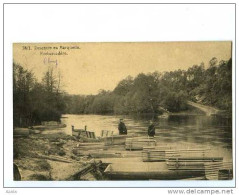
[13,63,66,127]
[13,63,35,127]
[62,57,232,115]
[113,76,134,96]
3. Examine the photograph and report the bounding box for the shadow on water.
[164,115,232,150]
[60,113,232,160]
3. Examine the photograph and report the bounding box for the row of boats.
[71,130,233,180]
[14,122,233,180]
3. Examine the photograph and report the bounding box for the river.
[46,113,233,161]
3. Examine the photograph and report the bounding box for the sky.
[13,42,232,95]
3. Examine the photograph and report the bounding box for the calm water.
[51,114,232,161]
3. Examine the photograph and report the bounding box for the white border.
[2,3,236,188]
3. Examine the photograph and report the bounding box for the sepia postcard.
[13,42,232,182]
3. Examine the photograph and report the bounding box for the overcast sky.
[13,42,231,95]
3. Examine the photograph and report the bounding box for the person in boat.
[148,120,155,137]
[118,118,127,135]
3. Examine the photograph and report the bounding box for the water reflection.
[59,114,232,160]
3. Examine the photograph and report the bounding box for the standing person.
[118,119,127,135]
[148,120,155,137]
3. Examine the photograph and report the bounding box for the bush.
[163,91,188,112]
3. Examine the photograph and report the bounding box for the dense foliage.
[13,57,232,127]
[13,63,65,127]
[63,58,232,115]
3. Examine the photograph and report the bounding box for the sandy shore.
[13,133,104,181]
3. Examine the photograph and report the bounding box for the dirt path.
[187,101,220,116]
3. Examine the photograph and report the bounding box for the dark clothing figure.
[118,121,127,135]
[148,124,155,137]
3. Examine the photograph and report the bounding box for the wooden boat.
[142,148,211,162]
[104,162,205,180]
[104,135,132,146]
[77,151,122,158]
[72,126,96,139]
[167,157,223,163]
[125,137,156,150]
[72,143,127,157]
[101,130,114,137]
[166,156,224,180]
[72,130,96,139]
[103,155,225,180]
[72,128,84,136]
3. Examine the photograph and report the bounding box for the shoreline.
[14,133,105,181]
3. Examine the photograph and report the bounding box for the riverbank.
[13,112,232,181]
[14,131,233,181]
[13,133,104,180]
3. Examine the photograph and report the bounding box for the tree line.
[13,63,65,127]
[63,57,232,115]
[13,57,232,127]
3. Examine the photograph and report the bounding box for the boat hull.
[104,135,132,145]
[104,162,205,180]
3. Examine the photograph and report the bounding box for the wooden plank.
[72,131,79,136]
[105,135,131,146]
[142,148,211,162]
[36,154,73,163]
[125,137,156,150]
[89,152,122,158]
[100,157,142,164]
[168,157,223,161]
[70,160,102,180]
[79,131,87,137]
[91,132,96,139]
[73,144,126,153]
[104,162,205,180]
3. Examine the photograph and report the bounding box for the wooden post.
[111,132,114,145]
[92,132,96,139]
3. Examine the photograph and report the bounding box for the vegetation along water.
[13,57,232,127]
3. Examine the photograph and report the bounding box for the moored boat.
[104,135,132,146]
[104,162,205,180]
[72,125,96,139]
